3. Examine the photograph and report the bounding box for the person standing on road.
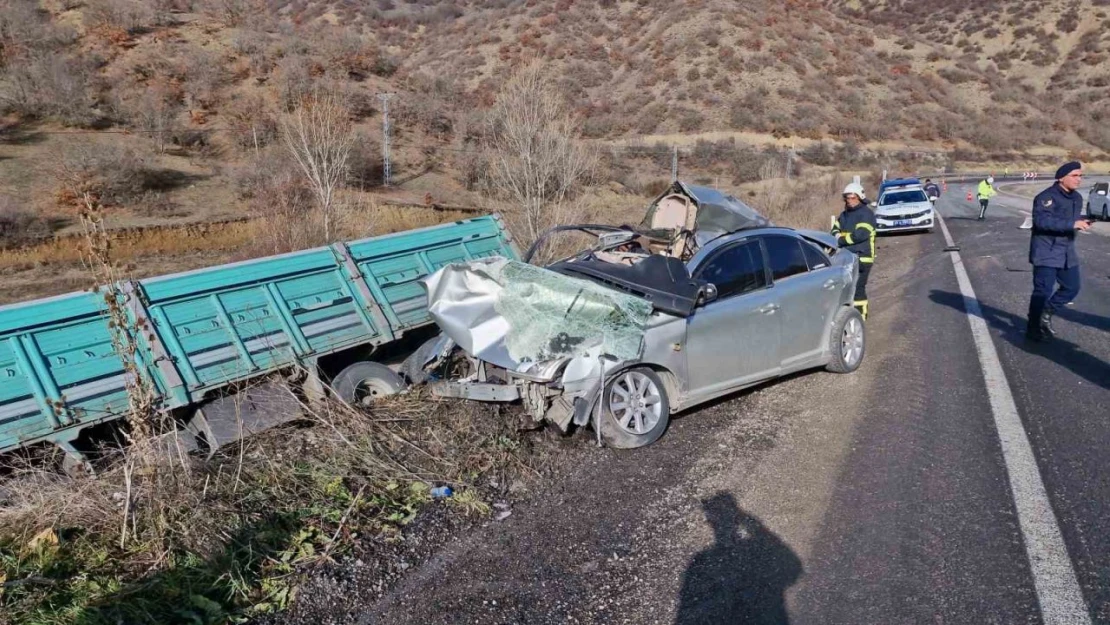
[924,179,941,204]
[977,176,997,220]
[1025,161,1091,341]
[832,182,877,320]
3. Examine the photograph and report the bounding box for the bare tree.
[281,91,353,242]
[484,65,597,244]
[122,86,182,154]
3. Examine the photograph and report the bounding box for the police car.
[873,178,934,233]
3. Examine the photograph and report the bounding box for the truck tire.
[598,367,670,449]
[333,361,406,407]
[826,306,866,374]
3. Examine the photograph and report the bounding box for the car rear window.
[880,190,929,205]
[696,240,767,299]
[763,235,809,282]
[801,241,830,270]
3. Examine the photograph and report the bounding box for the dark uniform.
[832,203,877,319]
[1026,183,1083,338]
[924,181,941,199]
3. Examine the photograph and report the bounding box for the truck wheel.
[333,361,406,407]
[599,367,670,449]
[826,306,865,374]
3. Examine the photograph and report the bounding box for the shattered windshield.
[497,261,652,363]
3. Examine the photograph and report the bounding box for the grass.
[0,389,542,624]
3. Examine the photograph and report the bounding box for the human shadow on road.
[928,290,1109,390]
[674,493,802,625]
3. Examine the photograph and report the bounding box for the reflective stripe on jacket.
[832,205,877,263]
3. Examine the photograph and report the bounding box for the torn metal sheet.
[423,258,651,371]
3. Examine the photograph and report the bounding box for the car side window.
[695,240,767,299]
[762,235,809,281]
[801,240,830,270]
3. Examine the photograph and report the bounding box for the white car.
[874,182,934,233]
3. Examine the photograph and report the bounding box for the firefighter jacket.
[832,204,877,263]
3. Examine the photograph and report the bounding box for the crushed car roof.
[641,181,770,246]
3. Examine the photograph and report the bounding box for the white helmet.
[987,176,994,184]
[842,182,865,198]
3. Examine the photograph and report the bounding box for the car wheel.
[826,306,866,374]
[399,336,445,385]
[599,367,670,449]
[333,361,406,407]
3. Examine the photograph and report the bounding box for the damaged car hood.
[423,258,653,372]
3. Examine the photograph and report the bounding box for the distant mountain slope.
[0,0,1106,185]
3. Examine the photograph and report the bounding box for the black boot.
[1040,312,1057,337]
[1025,324,1047,342]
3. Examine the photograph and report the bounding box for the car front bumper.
[876,209,934,232]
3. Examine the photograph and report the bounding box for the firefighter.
[831,182,877,319]
[1025,161,1091,341]
[977,176,997,220]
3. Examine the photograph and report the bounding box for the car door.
[685,239,782,398]
[760,234,840,369]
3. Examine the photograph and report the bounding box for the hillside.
[832,0,1110,152]
[1,0,1107,251]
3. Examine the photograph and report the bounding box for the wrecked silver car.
[407,182,865,448]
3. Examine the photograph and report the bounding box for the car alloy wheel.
[842,316,864,368]
[607,370,664,435]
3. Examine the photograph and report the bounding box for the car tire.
[399,336,444,385]
[332,361,406,407]
[826,306,866,374]
[598,367,670,449]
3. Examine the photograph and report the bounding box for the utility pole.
[671,145,678,182]
[378,93,394,187]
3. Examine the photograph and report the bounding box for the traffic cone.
[966,191,973,201]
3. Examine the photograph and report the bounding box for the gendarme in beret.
[1055,161,1081,180]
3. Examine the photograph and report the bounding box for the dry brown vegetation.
[0,0,1092,305]
[0,387,550,623]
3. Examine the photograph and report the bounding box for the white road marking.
[937,212,1091,624]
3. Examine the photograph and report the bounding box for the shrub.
[49,142,154,208]
[199,0,257,26]
[276,54,316,111]
[635,103,667,134]
[0,196,51,248]
[316,25,375,76]
[224,93,279,152]
[345,133,383,188]
[0,54,98,127]
[83,0,157,34]
[178,46,225,109]
[677,108,704,132]
[0,0,76,57]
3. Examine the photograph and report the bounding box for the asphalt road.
[287,180,1110,625]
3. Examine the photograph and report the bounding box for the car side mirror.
[868,201,878,208]
[698,283,718,305]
